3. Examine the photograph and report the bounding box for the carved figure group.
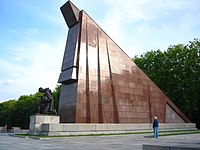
[38,87,56,114]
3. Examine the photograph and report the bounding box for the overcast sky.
[0,0,200,102]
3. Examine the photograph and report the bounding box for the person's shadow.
[144,135,154,138]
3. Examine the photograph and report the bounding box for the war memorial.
[29,1,196,136]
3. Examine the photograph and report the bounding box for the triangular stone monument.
[58,1,191,124]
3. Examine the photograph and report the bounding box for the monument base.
[28,115,196,136]
[40,123,196,136]
[28,114,60,135]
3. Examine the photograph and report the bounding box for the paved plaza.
[0,132,200,150]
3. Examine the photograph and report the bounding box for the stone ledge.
[143,144,199,150]
[40,123,196,136]
[28,115,196,136]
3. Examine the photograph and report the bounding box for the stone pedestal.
[29,114,60,135]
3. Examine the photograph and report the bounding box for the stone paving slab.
[0,133,200,150]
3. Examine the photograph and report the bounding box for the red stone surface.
[58,1,191,123]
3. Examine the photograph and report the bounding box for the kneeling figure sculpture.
[38,87,56,114]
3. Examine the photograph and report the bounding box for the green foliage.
[13,94,41,128]
[0,85,61,129]
[133,38,200,128]
[0,100,16,128]
[52,84,61,112]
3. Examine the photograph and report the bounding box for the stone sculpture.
[38,87,56,114]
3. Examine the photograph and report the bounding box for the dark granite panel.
[58,67,77,83]
[60,1,80,28]
[61,23,80,71]
[58,83,77,123]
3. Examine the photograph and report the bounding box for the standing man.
[153,116,159,139]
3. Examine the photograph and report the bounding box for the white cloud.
[97,0,200,57]
[0,39,64,102]
[0,1,67,102]
[1,79,20,85]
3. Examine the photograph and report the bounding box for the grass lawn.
[11,129,200,139]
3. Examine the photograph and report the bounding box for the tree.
[0,100,16,128]
[13,93,41,129]
[133,38,200,128]
[52,84,61,112]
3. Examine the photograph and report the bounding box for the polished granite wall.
[58,1,191,124]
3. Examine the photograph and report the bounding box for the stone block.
[125,124,135,130]
[29,124,41,133]
[43,116,59,123]
[49,124,63,131]
[29,115,60,134]
[107,124,125,131]
[78,124,96,131]
[62,124,79,131]
[41,124,50,132]
[95,124,108,131]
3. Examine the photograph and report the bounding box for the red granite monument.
[58,1,191,124]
